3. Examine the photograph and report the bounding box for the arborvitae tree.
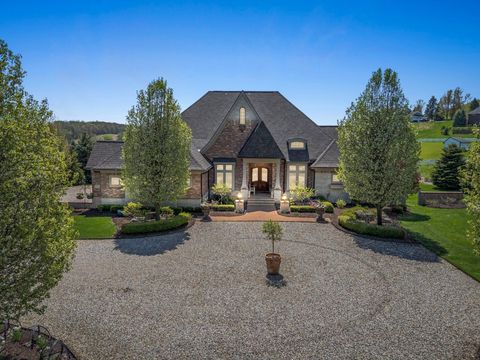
[461,127,480,255]
[453,109,467,127]
[0,39,76,320]
[425,96,438,121]
[469,98,479,112]
[432,144,465,190]
[123,78,192,219]
[71,132,94,183]
[338,68,419,225]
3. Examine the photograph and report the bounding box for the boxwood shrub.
[97,204,124,212]
[290,205,316,213]
[210,204,235,212]
[338,206,405,239]
[452,127,473,134]
[122,213,191,235]
[321,201,334,213]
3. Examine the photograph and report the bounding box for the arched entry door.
[251,166,269,192]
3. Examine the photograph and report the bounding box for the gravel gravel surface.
[24,222,480,359]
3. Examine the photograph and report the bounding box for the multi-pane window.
[251,167,268,182]
[288,164,306,189]
[109,175,122,187]
[332,172,341,184]
[186,175,192,189]
[252,167,258,182]
[239,107,246,125]
[216,164,234,189]
[289,141,305,149]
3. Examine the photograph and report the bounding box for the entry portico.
[240,158,283,201]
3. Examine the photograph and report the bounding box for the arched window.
[239,107,246,125]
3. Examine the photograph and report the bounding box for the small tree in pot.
[262,220,283,275]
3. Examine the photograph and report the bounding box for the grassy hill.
[413,120,473,139]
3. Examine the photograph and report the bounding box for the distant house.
[467,106,480,125]
[86,91,348,208]
[443,137,479,150]
[411,111,427,122]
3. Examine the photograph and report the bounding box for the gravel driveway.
[24,222,480,359]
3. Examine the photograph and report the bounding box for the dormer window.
[289,140,305,149]
[239,107,246,125]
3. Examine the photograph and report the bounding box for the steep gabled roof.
[238,122,284,158]
[469,106,480,115]
[86,141,124,170]
[311,139,339,168]
[182,91,336,162]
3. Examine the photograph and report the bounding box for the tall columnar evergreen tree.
[432,144,465,190]
[0,40,77,320]
[71,132,94,183]
[453,109,467,127]
[338,68,419,225]
[123,78,192,219]
[425,96,438,121]
[461,127,480,255]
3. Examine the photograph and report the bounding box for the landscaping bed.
[121,213,192,235]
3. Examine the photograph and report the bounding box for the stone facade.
[313,168,349,203]
[91,170,125,206]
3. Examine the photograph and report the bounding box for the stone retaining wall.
[418,191,464,208]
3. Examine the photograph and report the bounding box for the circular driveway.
[25,222,480,359]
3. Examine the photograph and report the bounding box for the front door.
[251,166,269,192]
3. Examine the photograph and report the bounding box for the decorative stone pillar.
[241,159,249,199]
[273,159,282,202]
[279,193,290,213]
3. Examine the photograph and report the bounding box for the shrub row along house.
[86,91,348,209]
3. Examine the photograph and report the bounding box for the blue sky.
[1,0,479,124]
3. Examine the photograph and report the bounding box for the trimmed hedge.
[210,204,235,211]
[290,205,316,213]
[122,213,192,235]
[98,204,124,212]
[338,206,405,239]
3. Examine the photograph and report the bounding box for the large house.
[86,91,348,208]
[468,106,480,125]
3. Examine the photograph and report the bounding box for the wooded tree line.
[54,120,125,143]
[412,87,479,124]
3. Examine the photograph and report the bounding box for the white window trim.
[109,175,122,188]
[287,163,307,190]
[215,162,235,190]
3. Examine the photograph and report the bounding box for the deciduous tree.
[461,127,480,255]
[0,40,77,320]
[338,68,419,225]
[425,96,438,121]
[123,78,192,219]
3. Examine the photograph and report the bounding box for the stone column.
[273,159,282,202]
[241,159,249,199]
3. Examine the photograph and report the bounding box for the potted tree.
[262,220,283,275]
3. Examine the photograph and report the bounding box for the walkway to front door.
[247,192,276,212]
[210,210,317,222]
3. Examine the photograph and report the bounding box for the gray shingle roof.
[238,122,284,158]
[85,141,124,170]
[183,91,336,163]
[86,141,211,172]
[469,106,480,115]
[311,139,339,168]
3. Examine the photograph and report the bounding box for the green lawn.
[74,215,117,239]
[400,194,480,282]
[420,142,443,160]
[419,182,440,191]
[418,164,434,181]
[413,120,473,139]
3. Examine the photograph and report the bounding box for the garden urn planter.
[315,207,325,222]
[265,253,281,275]
[201,204,211,221]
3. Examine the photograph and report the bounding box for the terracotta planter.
[265,253,281,275]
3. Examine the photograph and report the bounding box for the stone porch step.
[247,197,276,212]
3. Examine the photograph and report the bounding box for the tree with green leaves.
[123,78,192,219]
[453,109,467,127]
[0,39,77,321]
[425,96,438,121]
[71,132,94,183]
[432,144,465,190]
[338,68,419,225]
[469,98,479,112]
[412,99,424,113]
[439,90,454,120]
[461,127,480,255]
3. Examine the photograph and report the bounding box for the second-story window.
[239,107,246,125]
